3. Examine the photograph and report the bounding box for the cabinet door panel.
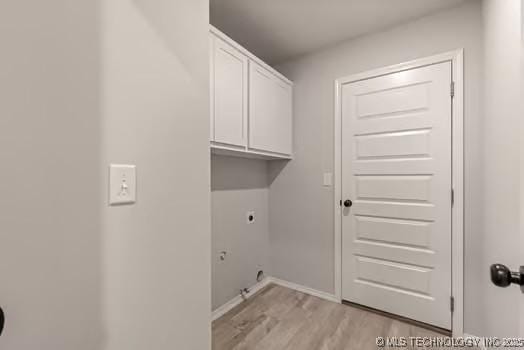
[212,36,247,146]
[249,62,292,155]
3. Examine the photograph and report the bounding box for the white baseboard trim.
[462,334,486,349]
[212,278,271,321]
[267,277,341,304]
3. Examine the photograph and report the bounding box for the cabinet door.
[248,61,292,155]
[211,35,247,147]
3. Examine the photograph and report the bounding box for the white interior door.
[341,61,453,329]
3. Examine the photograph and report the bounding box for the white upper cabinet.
[209,26,293,160]
[249,61,292,156]
[210,35,247,147]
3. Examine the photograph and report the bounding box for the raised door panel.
[212,35,247,147]
[248,61,292,155]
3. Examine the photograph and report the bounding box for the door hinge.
[450,296,455,312]
[451,188,455,206]
[450,81,455,98]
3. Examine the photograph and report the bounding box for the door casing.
[333,50,464,336]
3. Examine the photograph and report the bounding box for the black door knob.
[0,306,4,336]
[343,199,353,208]
[490,263,524,289]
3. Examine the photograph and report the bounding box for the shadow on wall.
[267,159,289,185]
[212,155,286,190]
[133,0,209,86]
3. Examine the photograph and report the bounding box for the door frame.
[333,50,464,336]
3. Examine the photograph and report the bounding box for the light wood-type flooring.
[213,283,474,350]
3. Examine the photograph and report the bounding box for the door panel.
[354,241,435,268]
[352,201,435,221]
[356,130,431,159]
[355,175,432,201]
[341,62,452,329]
[355,256,432,294]
[356,82,429,118]
[212,36,247,146]
[355,216,432,247]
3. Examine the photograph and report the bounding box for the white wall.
[0,0,211,349]
[101,0,210,349]
[270,0,484,335]
[0,1,103,348]
[481,0,522,337]
[211,156,270,309]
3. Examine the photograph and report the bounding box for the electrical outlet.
[246,211,255,224]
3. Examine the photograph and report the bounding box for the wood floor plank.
[212,283,464,350]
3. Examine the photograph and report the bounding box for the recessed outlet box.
[109,164,136,205]
[246,211,255,224]
[219,251,227,261]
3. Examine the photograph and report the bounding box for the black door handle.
[0,306,4,336]
[490,264,524,291]
[343,199,353,208]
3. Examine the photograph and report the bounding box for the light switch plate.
[109,164,136,205]
[323,172,333,187]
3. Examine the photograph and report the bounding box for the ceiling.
[210,0,466,64]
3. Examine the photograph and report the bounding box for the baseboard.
[463,334,486,349]
[212,278,271,321]
[267,277,341,304]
